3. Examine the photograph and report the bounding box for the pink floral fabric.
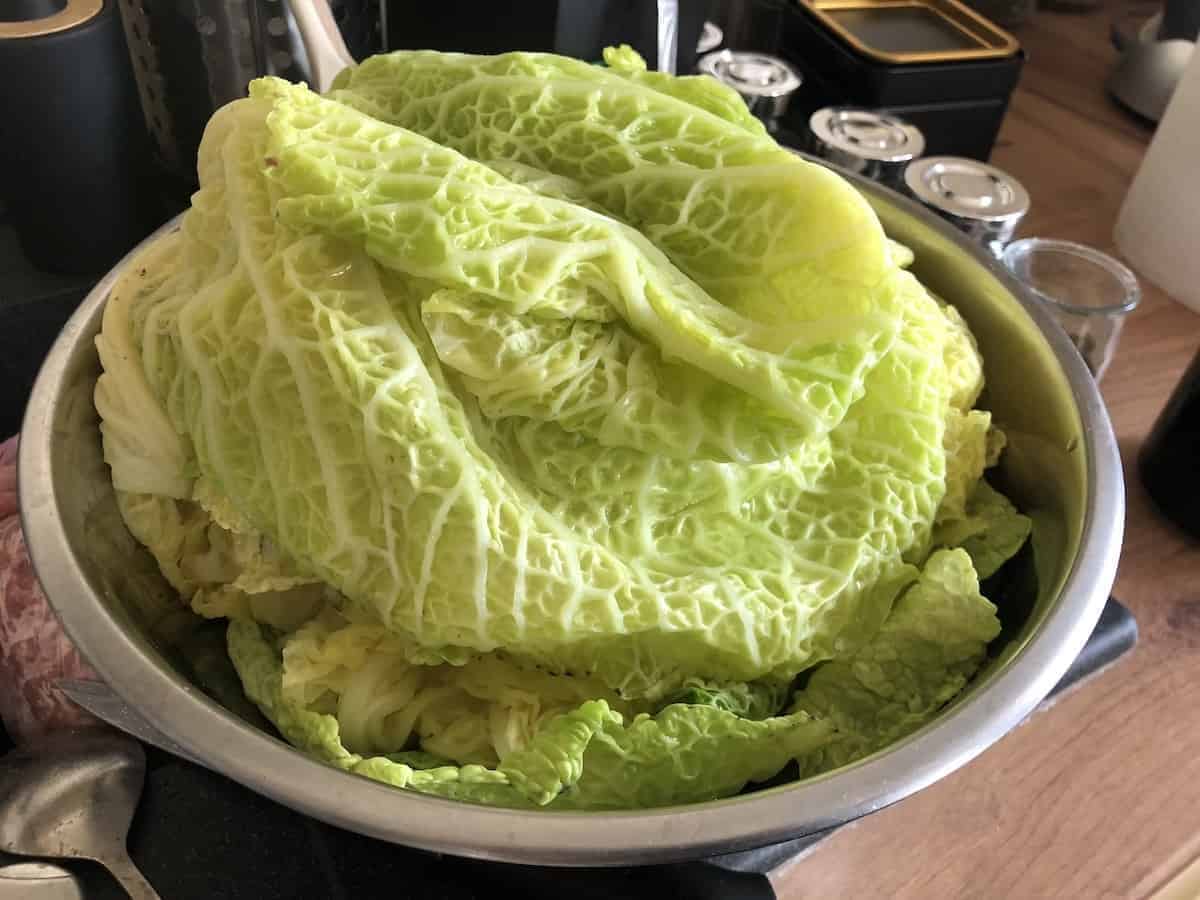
[0,434,100,742]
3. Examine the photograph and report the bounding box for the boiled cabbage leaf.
[229,619,833,809]
[326,49,899,340]
[107,77,962,701]
[792,549,1001,775]
[93,54,1026,812]
[932,480,1033,580]
[95,236,194,499]
[277,604,639,764]
[600,44,770,138]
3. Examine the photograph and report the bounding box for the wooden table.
[776,4,1200,898]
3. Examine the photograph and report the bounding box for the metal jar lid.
[697,50,802,122]
[807,107,925,184]
[904,156,1031,256]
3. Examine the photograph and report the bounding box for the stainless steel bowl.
[18,170,1123,866]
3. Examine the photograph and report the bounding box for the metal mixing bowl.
[18,172,1123,865]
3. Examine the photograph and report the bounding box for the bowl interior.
[19,181,1113,864]
[870,196,1088,661]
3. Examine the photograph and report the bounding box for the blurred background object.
[0,1,384,279]
[1114,45,1200,311]
[1139,346,1200,540]
[0,0,160,275]
[1107,0,1196,121]
[383,0,711,75]
[958,0,1037,27]
[113,0,382,214]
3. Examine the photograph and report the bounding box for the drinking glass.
[1002,238,1140,380]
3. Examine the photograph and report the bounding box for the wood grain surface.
[775,3,1200,897]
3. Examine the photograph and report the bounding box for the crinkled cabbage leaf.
[932,480,1033,580]
[93,54,1029,810]
[228,618,833,809]
[791,549,1001,775]
[327,48,899,340]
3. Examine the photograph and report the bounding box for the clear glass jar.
[1002,238,1141,381]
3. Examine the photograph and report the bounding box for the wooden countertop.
[775,3,1200,898]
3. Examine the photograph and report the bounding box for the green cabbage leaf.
[92,57,1026,810]
[791,549,1001,775]
[228,619,832,809]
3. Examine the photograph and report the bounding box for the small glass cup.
[1001,238,1141,381]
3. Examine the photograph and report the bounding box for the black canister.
[1139,346,1200,540]
[0,0,160,275]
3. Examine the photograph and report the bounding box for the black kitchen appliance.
[0,0,161,275]
[383,0,713,72]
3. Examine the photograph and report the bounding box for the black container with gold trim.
[799,0,1019,65]
[0,0,159,275]
[712,0,1024,161]
[781,0,1023,160]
